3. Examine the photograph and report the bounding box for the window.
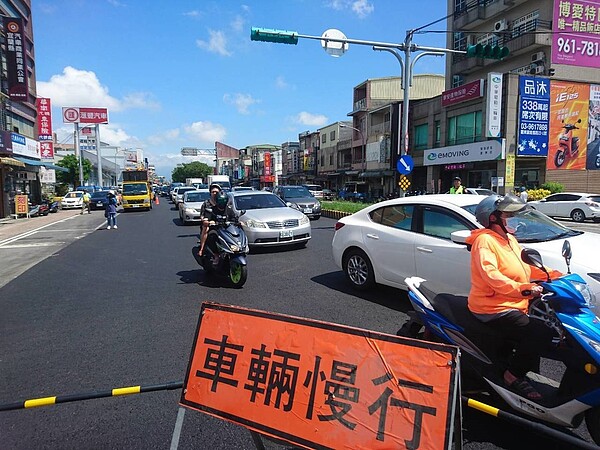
[329,154,334,165]
[422,207,471,240]
[434,121,441,147]
[453,31,467,51]
[330,130,336,141]
[454,0,467,14]
[413,124,428,151]
[447,111,482,145]
[321,134,327,144]
[370,205,414,231]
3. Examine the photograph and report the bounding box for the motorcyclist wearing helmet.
[466,194,562,401]
[198,184,236,257]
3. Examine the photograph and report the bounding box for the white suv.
[529,192,600,223]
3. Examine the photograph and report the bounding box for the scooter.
[399,240,600,445]
[48,200,60,213]
[192,214,249,288]
[555,119,582,167]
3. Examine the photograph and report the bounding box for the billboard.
[517,76,550,156]
[485,73,503,138]
[588,84,600,169]
[547,81,590,170]
[37,98,54,160]
[552,0,600,68]
[3,17,28,101]
[441,79,484,107]
[62,107,109,124]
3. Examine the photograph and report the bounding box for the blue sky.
[34,0,449,177]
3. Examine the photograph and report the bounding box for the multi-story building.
[408,0,599,194]
[317,121,352,191]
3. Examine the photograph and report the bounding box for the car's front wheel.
[343,248,375,290]
[571,208,586,222]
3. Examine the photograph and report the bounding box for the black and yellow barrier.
[462,396,599,450]
[0,380,183,412]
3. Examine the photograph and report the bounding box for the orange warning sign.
[180,303,459,450]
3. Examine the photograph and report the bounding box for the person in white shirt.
[519,186,528,202]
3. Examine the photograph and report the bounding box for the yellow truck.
[121,169,153,211]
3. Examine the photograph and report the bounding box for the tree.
[56,155,92,187]
[171,161,213,183]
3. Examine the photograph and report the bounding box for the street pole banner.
[3,17,28,101]
[181,303,459,450]
[486,73,503,138]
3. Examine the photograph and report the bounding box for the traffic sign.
[396,155,414,175]
[398,175,411,190]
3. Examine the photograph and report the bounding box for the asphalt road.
[0,200,597,449]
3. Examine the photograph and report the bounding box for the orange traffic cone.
[154,195,159,205]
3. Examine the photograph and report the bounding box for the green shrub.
[527,189,551,201]
[540,182,564,194]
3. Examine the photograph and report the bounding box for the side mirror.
[521,248,550,282]
[561,240,572,274]
[450,230,470,245]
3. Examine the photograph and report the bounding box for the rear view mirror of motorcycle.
[561,240,572,274]
[521,248,551,282]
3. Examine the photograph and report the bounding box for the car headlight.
[290,203,300,211]
[572,280,597,308]
[185,208,198,214]
[299,215,310,225]
[245,219,267,228]
[314,202,321,211]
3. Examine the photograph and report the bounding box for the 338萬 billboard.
[552,0,600,68]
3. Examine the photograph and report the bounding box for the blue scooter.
[400,240,600,445]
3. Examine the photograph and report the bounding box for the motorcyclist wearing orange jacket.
[466,194,562,401]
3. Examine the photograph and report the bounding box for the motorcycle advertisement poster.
[588,84,600,170]
[547,80,589,171]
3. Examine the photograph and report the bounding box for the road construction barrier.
[462,396,599,450]
[0,380,183,412]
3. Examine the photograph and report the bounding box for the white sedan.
[332,194,600,297]
[528,192,600,223]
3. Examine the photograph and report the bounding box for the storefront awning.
[0,157,25,167]
[13,156,69,172]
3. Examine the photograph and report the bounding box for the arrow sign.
[396,155,414,175]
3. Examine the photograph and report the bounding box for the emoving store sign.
[424,139,505,166]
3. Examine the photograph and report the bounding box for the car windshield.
[91,192,107,199]
[283,187,312,198]
[178,188,196,195]
[304,185,322,192]
[65,192,82,198]
[123,183,148,194]
[234,194,286,210]
[461,203,582,243]
[185,192,210,203]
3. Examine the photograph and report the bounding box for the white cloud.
[231,15,245,33]
[107,0,126,7]
[53,123,139,149]
[275,76,289,90]
[223,93,258,114]
[294,112,328,127]
[326,0,374,18]
[196,30,232,56]
[146,128,180,146]
[37,66,160,112]
[184,121,227,143]
[183,10,201,17]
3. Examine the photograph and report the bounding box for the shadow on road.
[176,269,224,289]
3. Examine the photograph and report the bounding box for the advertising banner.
[36,98,54,159]
[552,0,600,69]
[547,81,590,170]
[588,84,600,169]
[182,303,459,450]
[441,80,484,107]
[62,107,109,124]
[0,130,13,154]
[3,17,28,101]
[264,152,271,176]
[11,133,40,159]
[424,139,505,166]
[517,76,550,156]
[486,73,503,138]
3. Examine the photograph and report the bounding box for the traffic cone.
[155,195,159,205]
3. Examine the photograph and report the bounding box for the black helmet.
[475,194,526,228]
[216,193,228,208]
[453,176,461,182]
[209,183,222,192]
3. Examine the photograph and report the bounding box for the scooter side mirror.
[561,240,572,274]
[521,248,551,281]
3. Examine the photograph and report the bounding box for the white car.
[529,192,600,223]
[174,187,198,207]
[179,189,210,225]
[229,191,311,248]
[60,191,84,209]
[332,194,600,298]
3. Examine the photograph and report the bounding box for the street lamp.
[339,123,365,176]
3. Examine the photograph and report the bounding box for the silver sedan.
[229,191,311,248]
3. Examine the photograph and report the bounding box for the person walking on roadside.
[449,177,465,194]
[105,190,118,230]
[81,190,91,214]
[519,186,529,202]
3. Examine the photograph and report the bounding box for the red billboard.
[62,107,109,124]
[264,152,272,176]
[3,18,28,101]
[441,79,484,107]
[36,98,54,159]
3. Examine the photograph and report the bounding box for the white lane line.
[0,215,91,247]
[169,407,186,450]
[0,242,65,249]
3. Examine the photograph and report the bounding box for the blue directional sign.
[396,155,414,175]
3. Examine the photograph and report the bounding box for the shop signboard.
[3,18,28,101]
[552,0,600,69]
[441,80,484,107]
[486,73,503,138]
[424,139,505,166]
[517,76,550,156]
[62,107,109,124]
[11,133,40,159]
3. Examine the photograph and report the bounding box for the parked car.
[528,192,600,223]
[273,185,321,220]
[302,184,324,199]
[229,191,311,248]
[322,188,336,200]
[179,189,210,225]
[332,194,600,298]
[89,191,110,210]
[444,188,496,195]
[60,191,84,209]
[338,182,369,202]
[160,186,170,197]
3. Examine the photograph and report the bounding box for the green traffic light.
[250,27,298,45]
[465,43,509,59]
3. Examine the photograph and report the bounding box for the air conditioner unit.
[531,51,545,63]
[494,19,508,32]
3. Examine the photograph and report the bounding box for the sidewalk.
[0,209,89,243]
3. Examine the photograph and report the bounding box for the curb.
[322,209,352,220]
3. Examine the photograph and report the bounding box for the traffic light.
[250,27,298,45]
[466,43,509,59]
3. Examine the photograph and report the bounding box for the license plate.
[280,230,293,238]
[132,204,140,208]
[303,208,312,214]
[97,202,103,206]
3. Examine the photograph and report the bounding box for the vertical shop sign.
[587,84,600,170]
[517,76,550,156]
[264,152,271,176]
[486,73,503,137]
[548,81,590,170]
[37,98,54,160]
[552,0,600,69]
[3,17,28,101]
